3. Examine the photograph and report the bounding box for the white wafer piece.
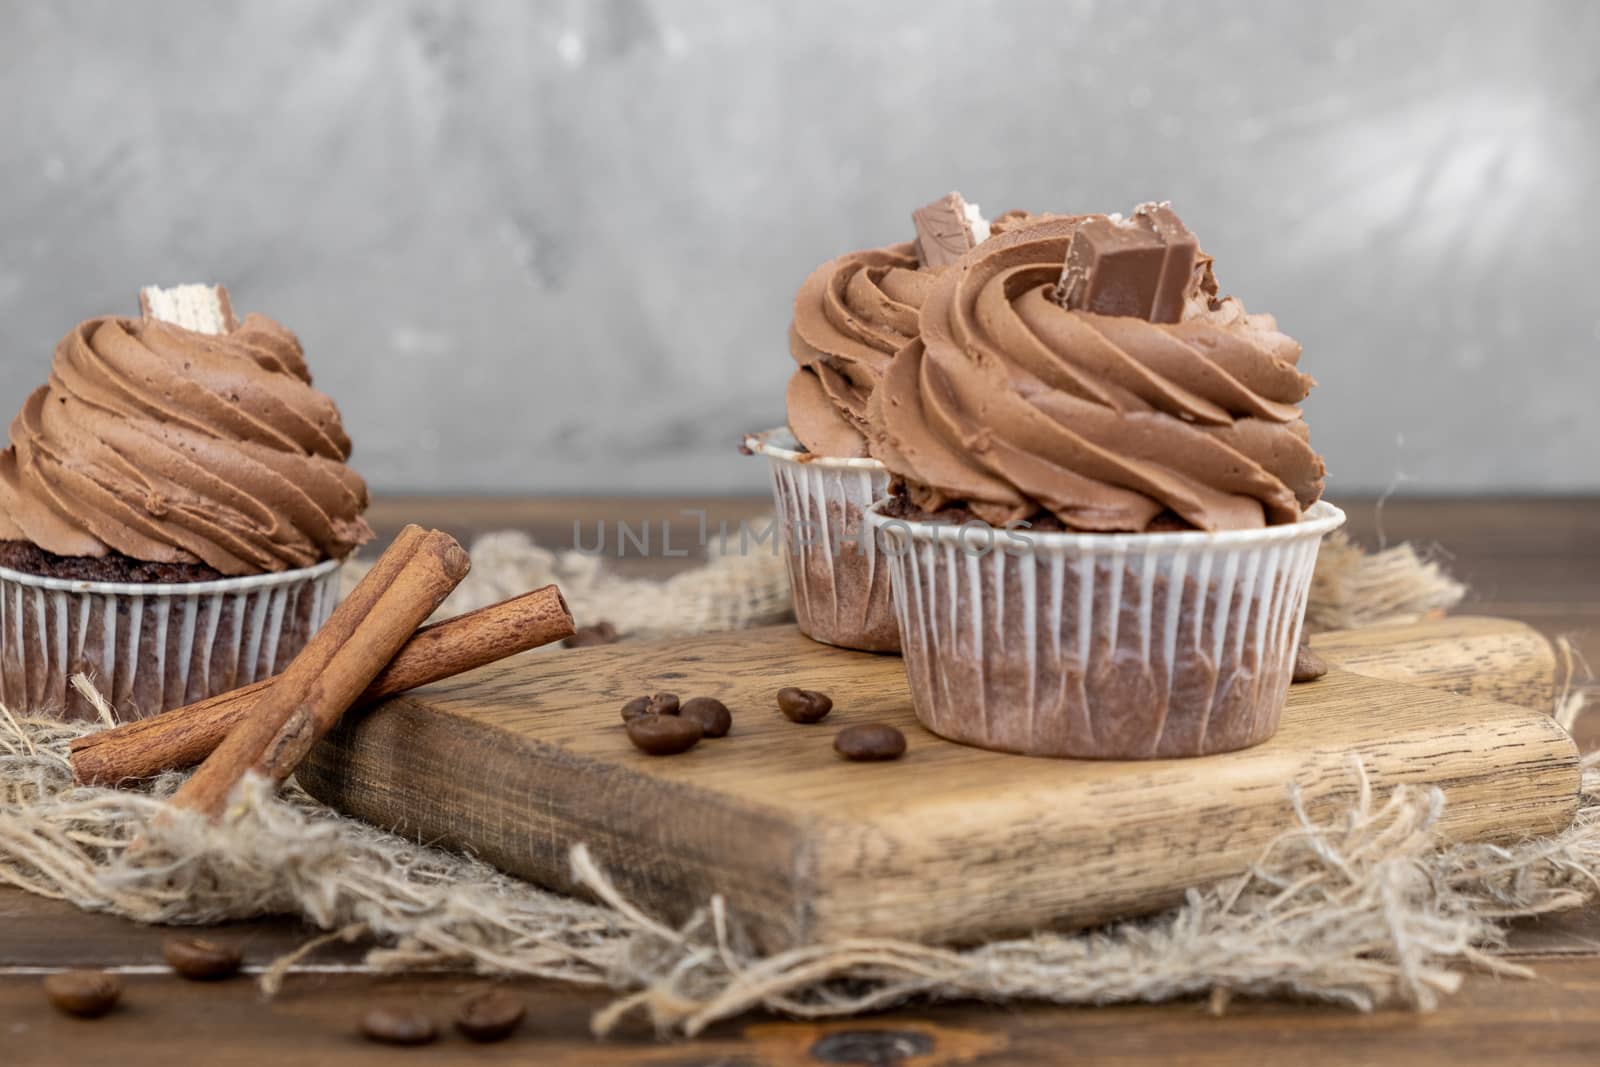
[138,284,238,334]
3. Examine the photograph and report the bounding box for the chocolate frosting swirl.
[786,241,937,458]
[0,313,372,575]
[869,217,1325,531]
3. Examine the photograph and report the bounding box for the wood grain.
[298,617,1579,951]
[1310,614,1556,709]
[7,961,1600,1067]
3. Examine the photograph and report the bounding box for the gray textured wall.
[2,0,1596,495]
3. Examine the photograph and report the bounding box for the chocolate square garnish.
[912,192,978,270]
[1056,203,1198,323]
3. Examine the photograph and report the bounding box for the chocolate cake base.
[0,541,227,584]
[879,490,1196,534]
[747,427,901,653]
[0,552,342,723]
[871,505,1338,758]
[772,471,900,654]
[788,514,900,654]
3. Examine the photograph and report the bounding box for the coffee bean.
[626,714,703,755]
[834,724,907,762]
[1292,643,1328,683]
[361,1006,437,1046]
[454,990,527,1043]
[162,935,242,981]
[564,621,619,648]
[777,686,833,723]
[43,970,122,1018]
[679,697,732,738]
[810,1028,936,1063]
[620,692,679,722]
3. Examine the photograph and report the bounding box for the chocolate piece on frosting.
[912,192,988,270]
[139,283,238,335]
[1056,203,1198,323]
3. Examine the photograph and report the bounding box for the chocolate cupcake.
[747,192,989,653]
[0,284,371,721]
[864,206,1343,758]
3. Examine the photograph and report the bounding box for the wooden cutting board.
[299,616,1579,952]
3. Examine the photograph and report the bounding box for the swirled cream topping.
[785,193,1001,458]
[868,215,1325,531]
[0,311,373,575]
[786,241,938,458]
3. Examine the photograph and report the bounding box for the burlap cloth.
[2,526,1596,1037]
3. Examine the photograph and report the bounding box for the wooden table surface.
[5,494,1598,1065]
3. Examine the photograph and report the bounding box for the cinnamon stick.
[70,585,574,785]
[169,525,470,819]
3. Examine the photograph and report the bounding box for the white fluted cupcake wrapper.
[0,559,342,723]
[744,428,899,653]
[866,501,1346,758]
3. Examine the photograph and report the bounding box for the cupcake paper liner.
[744,428,899,653]
[0,558,342,723]
[866,500,1346,758]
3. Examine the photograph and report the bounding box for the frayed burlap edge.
[5,526,1593,1039]
[1305,531,1467,633]
[341,527,796,639]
